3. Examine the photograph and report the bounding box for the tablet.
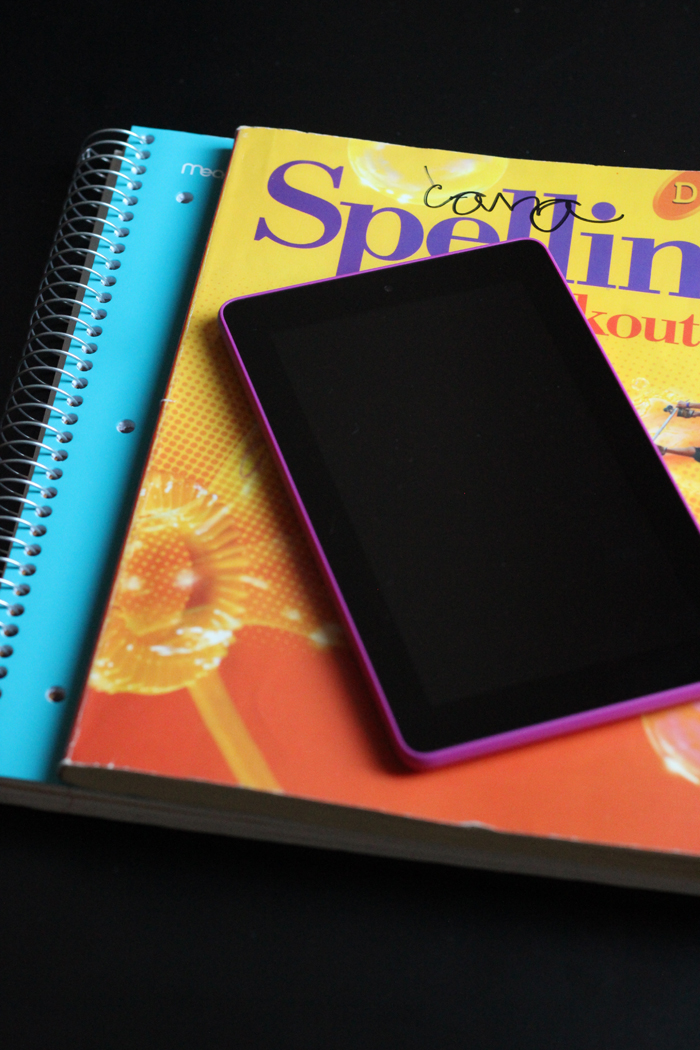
[219,239,700,769]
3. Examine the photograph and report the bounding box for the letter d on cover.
[255,161,344,249]
[674,182,698,204]
[337,203,424,275]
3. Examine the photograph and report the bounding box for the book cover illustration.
[65,129,700,855]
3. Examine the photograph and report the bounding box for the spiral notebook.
[0,125,233,784]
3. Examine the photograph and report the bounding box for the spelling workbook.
[62,129,700,894]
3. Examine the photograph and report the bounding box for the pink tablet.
[220,239,700,769]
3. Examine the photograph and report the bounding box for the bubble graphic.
[644,704,700,785]
[347,141,509,208]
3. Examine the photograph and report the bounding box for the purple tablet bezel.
[219,245,700,770]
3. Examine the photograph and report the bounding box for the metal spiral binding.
[0,128,154,694]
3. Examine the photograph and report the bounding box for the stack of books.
[4,123,700,894]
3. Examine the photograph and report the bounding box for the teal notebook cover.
[0,125,234,781]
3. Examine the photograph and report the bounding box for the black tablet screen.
[222,241,700,753]
[272,281,697,705]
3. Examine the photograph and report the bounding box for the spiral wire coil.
[0,129,153,682]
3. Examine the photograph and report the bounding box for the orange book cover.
[62,128,700,874]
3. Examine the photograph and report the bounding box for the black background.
[4,2,700,1047]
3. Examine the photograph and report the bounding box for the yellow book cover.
[62,128,700,880]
